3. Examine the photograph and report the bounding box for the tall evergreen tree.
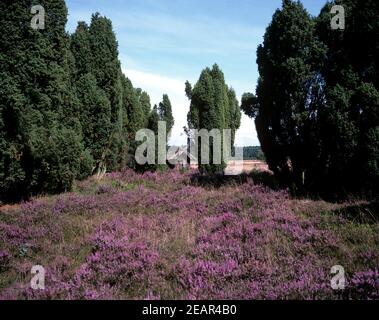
[316,0,379,196]
[74,73,112,166]
[0,1,161,200]
[210,65,227,130]
[242,0,326,191]
[148,105,160,134]
[71,13,127,173]
[136,103,168,173]
[143,104,160,171]
[187,65,241,174]
[227,88,242,149]
[120,74,145,168]
[0,0,89,201]
[136,89,152,128]
[158,94,174,135]
[87,14,123,124]
[70,21,92,77]
[121,75,144,139]
[243,0,378,198]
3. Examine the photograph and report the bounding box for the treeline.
[0,0,173,202]
[235,146,265,161]
[242,0,378,199]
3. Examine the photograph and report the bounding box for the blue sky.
[66,0,328,146]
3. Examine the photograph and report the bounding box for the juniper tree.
[242,0,326,192]
[187,65,241,174]
[136,89,152,128]
[143,105,160,171]
[71,14,127,172]
[119,74,145,168]
[121,75,144,138]
[243,0,378,198]
[210,64,227,130]
[87,14,123,124]
[74,73,112,166]
[315,0,379,196]
[227,88,241,150]
[158,94,174,135]
[70,21,92,77]
[0,0,88,201]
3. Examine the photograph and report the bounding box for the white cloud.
[123,68,259,146]
[125,69,185,97]
[123,68,189,145]
[235,115,259,147]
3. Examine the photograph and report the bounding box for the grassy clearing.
[0,169,378,299]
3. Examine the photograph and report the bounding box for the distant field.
[225,160,269,175]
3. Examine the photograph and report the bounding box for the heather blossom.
[0,169,378,300]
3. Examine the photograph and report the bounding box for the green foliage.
[158,94,174,135]
[227,88,241,148]
[121,75,144,139]
[71,12,156,173]
[136,89,152,128]
[71,14,127,172]
[139,105,160,172]
[0,1,153,201]
[148,105,160,134]
[185,81,193,100]
[244,0,379,199]
[0,0,87,201]
[187,64,242,174]
[237,146,265,161]
[87,13,123,123]
[139,96,174,172]
[316,0,379,197]
[27,123,89,194]
[75,73,112,163]
[120,74,145,169]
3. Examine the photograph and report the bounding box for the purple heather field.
[0,169,378,300]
